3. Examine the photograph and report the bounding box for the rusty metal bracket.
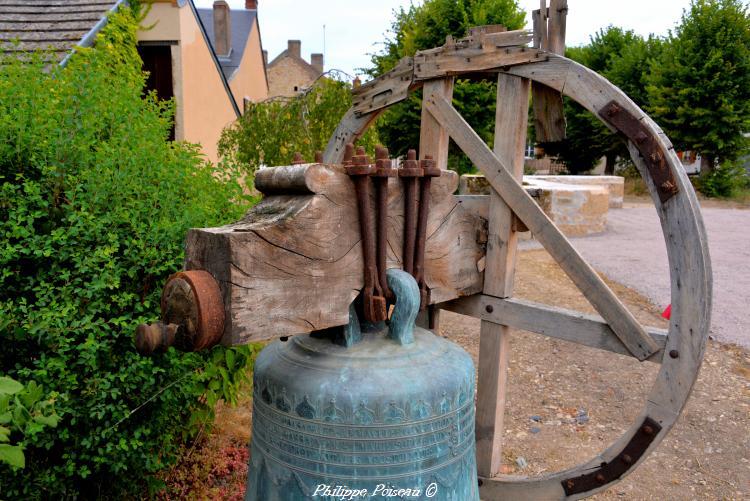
[561,416,662,496]
[599,101,678,203]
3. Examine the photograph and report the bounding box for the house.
[0,0,268,163]
[267,40,324,97]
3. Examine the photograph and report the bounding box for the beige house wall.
[228,22,268,106]
[137,3,238,163]
[267,57,317,98]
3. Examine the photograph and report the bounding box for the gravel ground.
[520,204,750,348]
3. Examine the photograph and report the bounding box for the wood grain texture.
[185,165,486,344]
[531,0,567,143]
[442,295,667,362]
[475,74,530,477]
[424,92,660,361]
[415,78,455,333]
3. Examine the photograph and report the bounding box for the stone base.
[458,174,615,237]
[526,175,624,208]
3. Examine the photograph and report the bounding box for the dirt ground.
[211,248,750,500]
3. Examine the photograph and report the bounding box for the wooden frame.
[323,35,711,500]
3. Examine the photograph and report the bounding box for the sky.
[195,0,693,79]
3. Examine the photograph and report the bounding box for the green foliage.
[647,0,750,168]
[219,74,379,173]
[367,0,525,174]
[0,377,59,470]
[544,27,662,174]
[694,160,749,197]
[0,8,257,498]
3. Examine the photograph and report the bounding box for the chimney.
[311,53,324,74]
[287,40,301,59]
[262,50,268,66]
[245,0,257,9]
[213,1,231,57]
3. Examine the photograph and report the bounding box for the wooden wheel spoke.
[423,92,660,361]
[443,294,667,362]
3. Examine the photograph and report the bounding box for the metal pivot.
[399,149,423,275]
[413,155,440,309]
[346,145,387,323]
[373,145,396,300]
[134,270,225,355]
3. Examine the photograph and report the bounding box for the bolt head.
[485,304,494,313]
[669,349,679,359]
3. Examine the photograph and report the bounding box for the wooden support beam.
[416,78,455,332]
[423,92,660,361]
[185,163,486,345]
[442,295,667,362]
[532,0,567,143]
[474,74,529,477]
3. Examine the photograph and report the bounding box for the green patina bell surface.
[246,270,478,500]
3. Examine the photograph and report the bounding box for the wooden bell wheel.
[322,29,712,500]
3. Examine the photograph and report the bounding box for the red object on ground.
[661,304,672,320]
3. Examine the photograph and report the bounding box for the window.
[138,44,175,140]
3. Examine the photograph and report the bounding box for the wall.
[267,57,318,98]
[138,3,238,163]
[228,19,268,106]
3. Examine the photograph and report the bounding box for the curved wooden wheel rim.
[324,52,712,499]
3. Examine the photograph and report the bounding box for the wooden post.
[416,78,454,332]
[475,74,530,477]
[532,0,567,143]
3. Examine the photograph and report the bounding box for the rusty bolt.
[315,151,324,163]
[622,454,634,465]
[642,425,655,436]
[343,143,355,166]
[292,152,305,164]
[595,473,606,484]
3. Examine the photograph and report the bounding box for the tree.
[543,27,661,174]
[219,74,379,172]
[367,0,526,174]
[647,0,750,173]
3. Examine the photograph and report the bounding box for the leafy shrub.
[0,376,59,470]
[694,161,749,198]
[219,73,379,174]
[0,8,256,498]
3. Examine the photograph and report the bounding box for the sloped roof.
[196,7,256,82]
[267,47,320,81]
[0,0,120,63]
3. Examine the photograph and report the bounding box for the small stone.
[516,457,528,469]
[530,415,542,422]
[530,427,541,434]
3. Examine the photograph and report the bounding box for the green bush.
[694,161,750,198]
[219,73,379,174]
[0,8,256,498]
[0,376,59,470]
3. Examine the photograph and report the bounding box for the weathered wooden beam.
[423,92,660,360]
[442,295,667,362]
[416,78,455,332]
[184,163,486,345]
[475,74,530,477]
[532,0,567,143]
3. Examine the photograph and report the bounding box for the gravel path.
[521,204,750,348]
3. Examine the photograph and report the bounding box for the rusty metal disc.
[161,270,225,351]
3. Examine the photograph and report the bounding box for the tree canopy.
[367,0,526,174]
[647,0,750,171]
